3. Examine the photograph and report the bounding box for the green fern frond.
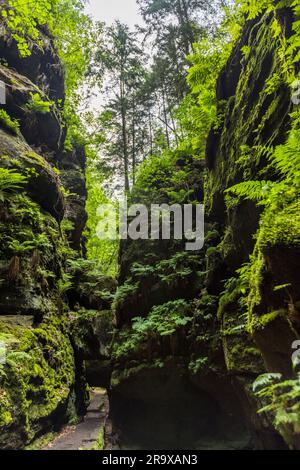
[225,180,272,202]
[252,373,283,393]
[0,168,27,201]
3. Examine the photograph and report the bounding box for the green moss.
[0,318,75,448]
[218,226,235,261]
[111,362,164,388]
[217,286,242,319]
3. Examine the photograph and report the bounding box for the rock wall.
[207,7,300,449]
[111,8,299,450]
[0,21,90,448]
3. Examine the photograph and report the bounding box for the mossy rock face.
[246,201,300,376]
[68,261,117,312]
[205,12,292,269]
[0,17,92,451]
[0,65,64,152]
[0,128,64,220]
[109,365,253,450]
[70,309,114,360]
[0,317,75,449]
[0,25,65,104]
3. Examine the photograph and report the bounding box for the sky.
[85,0,143,27]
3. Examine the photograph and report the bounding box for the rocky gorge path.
[44,389,109,451]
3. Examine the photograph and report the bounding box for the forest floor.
[43,388,108,451]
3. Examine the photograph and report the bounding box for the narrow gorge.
[0,0,299,452]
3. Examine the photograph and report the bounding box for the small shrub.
[26,92,53,114]
[0,110,20,134]
[0,168,27,201]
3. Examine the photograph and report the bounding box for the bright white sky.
[85,0,143,27]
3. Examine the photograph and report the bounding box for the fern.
[113,281,139,309]
[0,168,27,201]
[8,233,51,254]
[112,300,192,361]
[0,110,20,134]
[253,372,300,441]
[239,0,274,20]
[253,373,283,393]
[225,180,273,203]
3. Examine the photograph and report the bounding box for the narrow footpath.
[44,389,108,451]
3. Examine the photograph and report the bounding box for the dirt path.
[44,388,109,451]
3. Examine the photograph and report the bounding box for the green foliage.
[253,372,300,447]
[176,34,232,155]
[113,281,139,312]
[112,300,192,361]
[132,147,203,208]
[2,0,94,149]
[85,166,119,277]
[272,129,300,183]
[2,0,92,80]
[238,0,279,21]
[253,373,283,393]
[0,319,75,445]
[226,180,273,204]
[130,251,200,286]
[221,1,300,338]
[0,110,20,134]
[132,151,175,199]
[0,168,27,202]
[26,92,53,114]
[217,273,248,319]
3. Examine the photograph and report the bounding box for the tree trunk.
[149,110,153,155]
[132,100,136,185]
[120,80,130,192]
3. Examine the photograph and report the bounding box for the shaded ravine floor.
[41,388,252,451]
[44,389,108,451]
